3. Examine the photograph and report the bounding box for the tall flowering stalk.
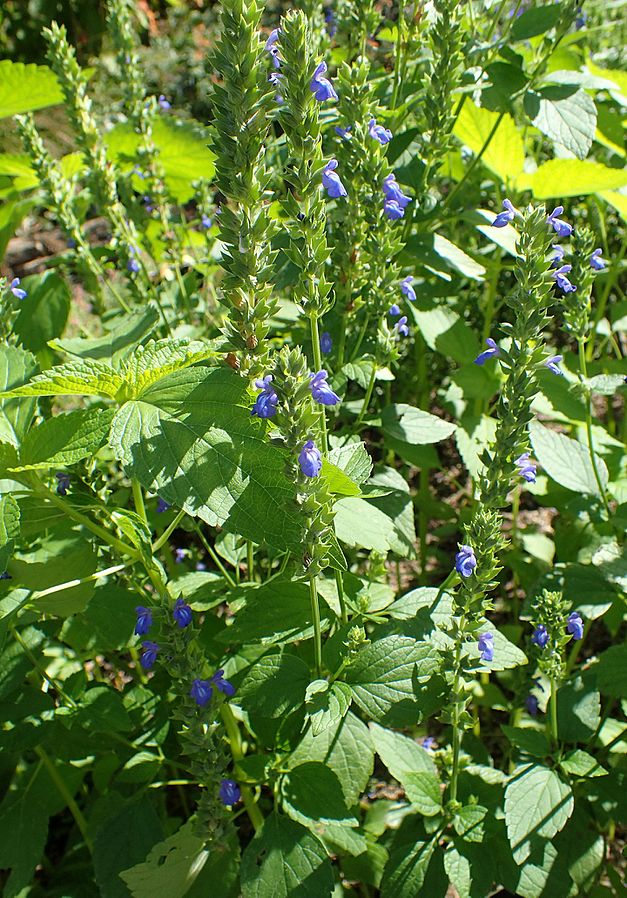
[445,203,562,804]
[210,0,278,376]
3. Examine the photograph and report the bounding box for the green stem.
[35,746,93,853]
[152,509,186,553]
[10,624,78,707]
[31,563,129,600]
[355,364,377,429]
[309,313,329,454]
[549,678,559,748]
[418,467,429,580]
[578,340,611,515]
[349,311,371,362]
[192,523,237,589]
[221,704,264,833]
[246,540,255,581]
[308,573,323,678]
[390,0,406,113]
[335,569,348,625]
[132,479,147,523]
[449,618,466,804]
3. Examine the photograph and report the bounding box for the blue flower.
[335,124,351,138]
[422,736,437,751]
[173,598,193,628]
[156,498,170,513]
[526,694,539,716]
[550,244,565,268]
[575,8,587,28]
[298,440,322,477]
[55,472,71,496]
[547,206,573,238]
[320,332,332,354]
[127,246,140,273]
[553,264,576,293]
[310,370,340,406]
[544,354,563,376]
[384,200,405,220]
[158,94,171,110]
[382,174,411,208]
[134,606,153,636]
[201,213,212,230]
[368,118,393,145]
[478,632,494,662]
[394,316,409,337]
[491,198,516,228]
[324,7,337,38]
[322,160,347,199]
[174,547,186,564]
[515,452,537,483]
[590,248,606,271]
[251,375,279,418]
[455,544,476,577]
[9,277,27,300]
[219,778,240,806]
[310,61,338,102]
[400,276,416,302]
[474,337,500,366]
[389,304,401,316]
[0,571,11,580]
[142,195,154,213]
[265,28,280,51]
[531,624,549,649]
[269,71,284,102]
[566,611,584,641]
[211,669,235,697]
[190,678,213,707]
[140,640,160,669]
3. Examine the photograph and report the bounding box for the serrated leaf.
[1,359,123,399]
[237,652,309,719]
[121,338,217,397]
[0,61,63,118]
[120,821,239,898]
[504,764,574,864]
[519,159,627,198]
[403,771,442,815]
[453,101,524,181]
[0,495,20,573]
[369,722,437,783]
[343,635,437,722]
[16,407,115,470]
[587,374,626,396]
[321,458,361,497]
[305,680,352,736]
[525,86,597,159]
[107,117,216,203]
[328,442,372,485]
[443,846,471,898]
[241,813,333,898]
[381,403,456,445]
[108,366,302,551]
[380,838,435,898]
[595,644,627,698]
[52,305,161,362]
[13,271,71,353]
[288,712,373,805]
[0,344,38,447]
[93,796,164,898]
[557,673,600,742]
[559,749,607,779]
[502,725,550,758]
[453,804,487,843]
[281,762,356,826]
[530,419,608,496]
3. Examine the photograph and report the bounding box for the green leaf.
[1,359,124,399]
[93,796,164,898]
[381,403,456,445]
[343,635,437,722]
[405,232,485,281]
[107,117,216,203]
[502,725,550,759]
[443,846,471,898]
[0,61,63,118]
[334,468,416,557]
[120,821,240,898]
[109,367,302,550]
[72,686,133,733]
[237,652,310,719]
[52,304,161,362]
[321,458,361,497]
[0,344,38,446]
[13,271,71,353]
[121,338,218,397]
[380,838,435,898]
[524,86,597,159]
[411,306,480,364]
[504,764,574,863]
[530,420,608,496]
[453,101,524,181]
[288,712,373,805]
[403,771,442,816]
[17,407,115,470]
[595,644,627,698]
[557,673,600,742]
[369,722,437,782]
[510,4,562,40]
[453,804,488,843]
[305,680,352,736]
[281,761,356,826]
[0,495,20,573]
[559,749,607,779]
[328,442,372,485]
[586,374,626,396]
[241,813,333,898]
[218,579,331,647]
[519,159,627,198]
[15,532,98,617]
